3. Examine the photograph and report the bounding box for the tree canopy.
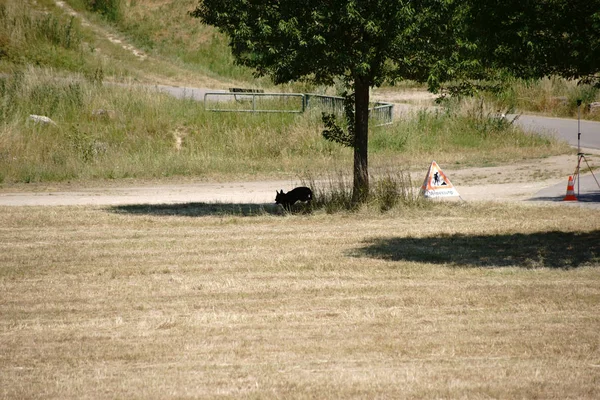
[191,0,455,86]
[460,0,600,84]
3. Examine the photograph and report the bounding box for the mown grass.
[0,203,598,398]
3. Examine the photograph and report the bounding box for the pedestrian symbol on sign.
[433,172,447,186]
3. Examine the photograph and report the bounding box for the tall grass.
[120,0,263,83]
[84,0,123,22]
[489,76,600,120]
[64,0,124,23]
[0,68,571,185]
[369,98,570,168]
[302,170,426,214]
[0,0,198,86]
[61,0,266,85]
[0,0,89,72]
[0,68,346,183]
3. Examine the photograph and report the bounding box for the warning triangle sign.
[420,161,460,198]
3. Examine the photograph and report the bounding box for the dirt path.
[55,0,147,60]
[2,153,598,208]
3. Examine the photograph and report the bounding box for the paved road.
[510,114,600,206]
[531,174,600,209]
[514,114,600,150]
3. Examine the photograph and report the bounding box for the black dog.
[275,187,313,211]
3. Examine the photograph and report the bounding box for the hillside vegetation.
[0,66,570,185]
[0,0,596,185]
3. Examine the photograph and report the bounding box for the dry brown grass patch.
[1,203,599,398]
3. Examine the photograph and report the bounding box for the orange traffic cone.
[563,175,577,201]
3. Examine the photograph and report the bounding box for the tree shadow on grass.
[355,230,600,269]
[109,202,283,217]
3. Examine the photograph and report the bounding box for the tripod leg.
[573,154,583,197]
[582,156,600,190]
[573,155,582,178]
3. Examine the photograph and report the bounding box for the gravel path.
[2,153,598,208]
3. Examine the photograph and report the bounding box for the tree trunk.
[352,77,370,204]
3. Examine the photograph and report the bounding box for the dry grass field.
[1,202,599,398]
[2,2,598,397]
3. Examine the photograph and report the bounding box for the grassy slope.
[0,0,588,186]
[54,0,274,88]
[0,67,569,185]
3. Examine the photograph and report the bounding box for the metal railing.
[203,91,394,125]
[304,94,345,115]
[204,92,305,113]
[370,102,394,126]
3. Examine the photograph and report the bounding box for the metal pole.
[577,100,581,197]
[577,100,581,154]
